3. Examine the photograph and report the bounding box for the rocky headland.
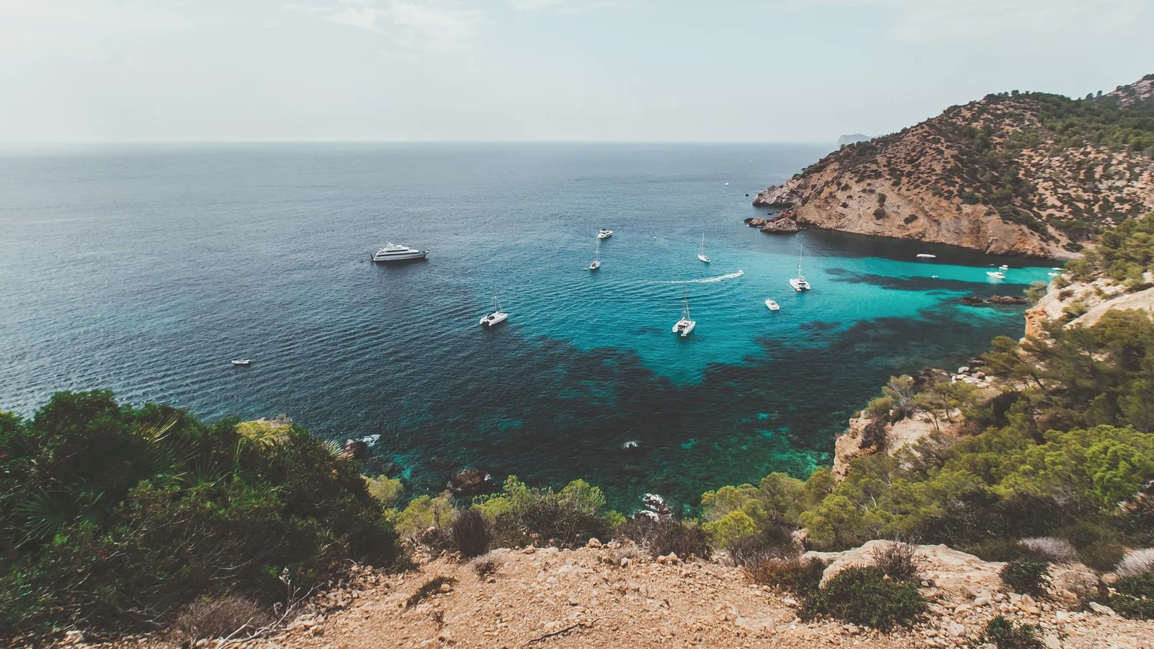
[751,74,1154,257]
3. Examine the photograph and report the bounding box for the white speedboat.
[480,288,508,327]
[370,242,428,262]
[672,298,696,337]
[999,264,1009,270]
[597,228,613,240]
[987,271,1005,280]
[697,233,710,263]
[789,244,811,292]
[916,253,936,259]
[231,359,251,366]
[589,237,601,271]
[765,299,780,311]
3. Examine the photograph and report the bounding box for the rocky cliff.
[754,75,1154,257]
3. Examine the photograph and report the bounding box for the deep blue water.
[0,144,1053,512]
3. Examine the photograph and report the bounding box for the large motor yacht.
[597,228,613,240]
[370,242,428,262]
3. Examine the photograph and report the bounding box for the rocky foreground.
[70,541,1152,649]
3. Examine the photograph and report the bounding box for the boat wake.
[665,270,744,284]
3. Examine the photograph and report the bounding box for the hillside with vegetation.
[752,74,1154,257]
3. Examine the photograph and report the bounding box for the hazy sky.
[2,0,1152,143]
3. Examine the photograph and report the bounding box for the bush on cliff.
[799,566,926,630]
[472,476,619,548]
[0,391,400,640]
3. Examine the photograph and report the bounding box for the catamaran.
[789,244,811,292]
[480,288,509,327]
[589,238,601,271]
[697,233,710,263]
[672,298,696,337]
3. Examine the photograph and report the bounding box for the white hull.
[789,277,810,292]
[672,319,696,337]
[697,254,710,263]
[371,250,427,262]
[589,260,601,271]
[765,300,779,311]
[916,253,936,259]
[231,360,251,366]
[987,271,1005,279]
[597,229,613,240]
[480,312,508,327]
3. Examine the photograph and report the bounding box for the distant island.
[752,74,1154,257]
[836,133,871,148]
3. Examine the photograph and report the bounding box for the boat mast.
[797,243,804,278]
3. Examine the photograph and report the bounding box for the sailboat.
[479,287,509,327]
[589,238,601,271]
[672,298,696,337]
[697,233,710,263]
[789,244,811,292]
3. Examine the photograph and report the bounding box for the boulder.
[745,217,767,228]
[961,296,986,305]
[447,468,493,496]
[988,295,1029,305]
[752,185,801,208]
[341,439,369,460]
[761,212,801,233]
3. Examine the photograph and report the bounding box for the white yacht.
[999,264,1010,270]
[916,253,936,259]
[480,288,508,327]
[589,238,601,271]
[765,299,780,311]
[697,233,710,263]
[789,244,811,292]
[672,298,696,337]
[987,271,1005,280]
[597,228,613,240]
[370,242,428,262]
[231,359,251,367]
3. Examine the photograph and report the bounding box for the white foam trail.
[664,270,744,284]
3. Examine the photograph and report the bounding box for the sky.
[1,0,1152,143]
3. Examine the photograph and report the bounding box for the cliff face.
[754,75,1154,257]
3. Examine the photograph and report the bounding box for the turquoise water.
[0,144,1052,512]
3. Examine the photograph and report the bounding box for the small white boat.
[765,299,780,311]
[916,253,936,259]
[999,264,1009,270]
[697,233,710,263]
[231,359,251,366]
[597,228,613,240]
[480,288,508,327]
[987,271,1005,280]
[1048,272,1060,277]
[1051,267,1061,271]
[589,238,601,271]
[672,298,696,337]
[370,242,428,262]
[789,244,811,292]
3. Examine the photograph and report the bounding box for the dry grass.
[1116,548,1154,578]
[872,542,919,582]
[1019,537,1078,564]
[173,595,273,642]
[469,552,504,579]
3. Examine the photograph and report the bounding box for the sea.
[0,143,1054,513]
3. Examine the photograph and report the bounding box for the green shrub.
[800,566,926,630]
[0,391,401,640]
[872,542,918,582]
[473,477,614,548]
[976,615,1044,649]
[365,475,403,508]
[702,510,758,549]
[1103,572,1154,620]
[397,493,456,549]
[1000,560,1051,597]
